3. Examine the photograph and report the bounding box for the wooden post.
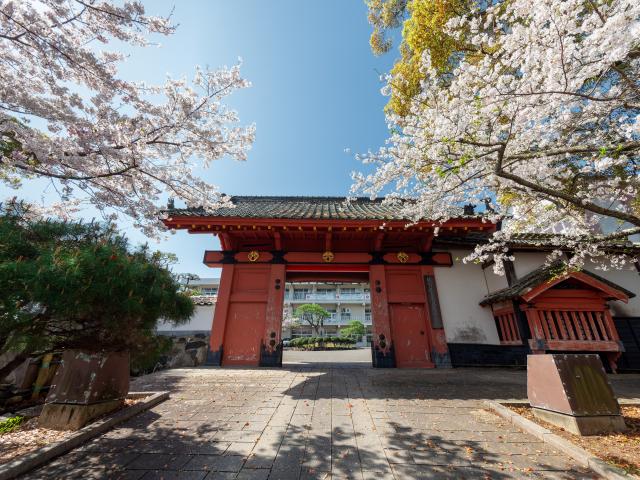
[207,264,234,365]
[421,266,451,367]
[261,264,286,366]
[369,265,395,367]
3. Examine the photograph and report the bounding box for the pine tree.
[0,201,193,378]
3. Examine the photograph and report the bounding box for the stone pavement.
[283,348,371,366]
[26,367,640,479]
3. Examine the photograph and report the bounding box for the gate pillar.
[369,265,396,367]
[421,266,451,367]
[260,264,285,366]
[207,264,234,366]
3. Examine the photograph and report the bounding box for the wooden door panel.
[223,302,266,366]
[391,304,432,368]
[386,267,427,304]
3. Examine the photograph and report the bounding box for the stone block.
[39,398,123,430]
[533,407,627,436]
[46,350,129,405]
[40,350,129,430]
[527,353,627,435]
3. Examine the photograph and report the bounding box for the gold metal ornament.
[322,251,335,263]
[397,251,409,263]
[247,250,260,262]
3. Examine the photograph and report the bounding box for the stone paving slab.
[23,367,640,479]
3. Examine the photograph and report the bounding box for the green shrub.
[293,337,311,347]
[0,416,23,435]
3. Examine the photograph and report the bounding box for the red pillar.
[369,265,396,367]
[207,264,234,365]
[260,264,285,366]
[421,265,450,367]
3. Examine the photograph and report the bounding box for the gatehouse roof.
[480,262,635,306]
[166,196,453,221]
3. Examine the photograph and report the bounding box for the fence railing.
[493,309,522,345]
[284,317,372,326]
[286,293,371,302]
[536,309,616,342]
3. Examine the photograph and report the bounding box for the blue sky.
[4,1,399,278]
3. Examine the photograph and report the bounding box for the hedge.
[289,336,356,349]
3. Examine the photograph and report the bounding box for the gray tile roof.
[433,232,640,253]
[480,263,636,306]
[166,196,435,221]
[186,278,220,286]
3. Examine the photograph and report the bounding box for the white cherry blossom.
[0,1,254,235]
[354,0,640,270]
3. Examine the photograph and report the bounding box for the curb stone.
[484,400,635,480]
[0,391,169,480]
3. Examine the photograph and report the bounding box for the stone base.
[39,399,123,431]
[532,407,628,436]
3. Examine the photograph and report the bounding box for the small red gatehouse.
[163,196,639,370]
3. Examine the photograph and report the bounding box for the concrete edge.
[0,391,169,480]
[484,400,635,480]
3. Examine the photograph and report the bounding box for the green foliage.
[0,201,194,366]
[366,0,409,54]
[294,304,331,319]
[0,416,23,434]
[289,336,355,350]
[183,287,203,297]
[340,320,366,339]
[366,0,473,116]
[294,304,330,335]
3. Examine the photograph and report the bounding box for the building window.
[293,288,310,300]
[201,287,218,295]
[316,288,336,298]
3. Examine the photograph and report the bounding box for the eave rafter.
[166,216,492,234]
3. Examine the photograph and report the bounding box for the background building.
[158,278,372,344]
[282,282,371,344]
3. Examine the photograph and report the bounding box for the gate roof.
[164,196,470,221]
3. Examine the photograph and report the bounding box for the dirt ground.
[0,398,140,466]
[508,404,640,477]
[0,416,72,465]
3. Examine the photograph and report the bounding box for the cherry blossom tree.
[355,0,640,270]
[0,1,254,235]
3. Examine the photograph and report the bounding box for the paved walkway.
[27,368,640,479]
[283,348,371,366]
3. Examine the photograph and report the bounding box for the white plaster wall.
[483,266,509,293]
[512,252,550,278]
[433,250,501,344]
[582,261,640,317]
[157,305,215,332]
